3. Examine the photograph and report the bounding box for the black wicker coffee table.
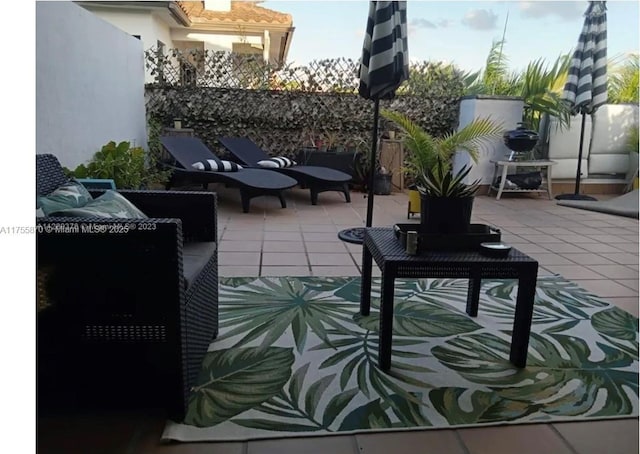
[360,228,539,371]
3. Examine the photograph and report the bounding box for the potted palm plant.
[381,109,503,235]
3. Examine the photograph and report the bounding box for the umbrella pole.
[573,112,587,195]
[555,112,597,201]
[366,98,380,227]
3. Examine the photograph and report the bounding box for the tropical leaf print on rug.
[163,276,639,442]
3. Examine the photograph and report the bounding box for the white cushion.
[551,159,589,179]
[257,157,296,168]
[547,115,592,160]
[192,159,242,172]
[588,154,630,175]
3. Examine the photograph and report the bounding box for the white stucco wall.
[36,1,147,168]
[77,7,173,83]
[454,96,525,185]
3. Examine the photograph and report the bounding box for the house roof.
[176,1,292,26]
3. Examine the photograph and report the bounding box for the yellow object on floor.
[407,189,421,218]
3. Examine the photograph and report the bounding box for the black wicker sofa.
[36,154,218,419]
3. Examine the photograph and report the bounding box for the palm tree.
[380,109,503,197]
[608,53,639,104]
[462,41,572,131]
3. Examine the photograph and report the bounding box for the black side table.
[360,228,539,371]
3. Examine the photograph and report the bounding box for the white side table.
[489,160,556,200]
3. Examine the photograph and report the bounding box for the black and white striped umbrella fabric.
[562,1,608,115]
[338,1,409,242]
[359,1,409,101]
[556,1,607,201]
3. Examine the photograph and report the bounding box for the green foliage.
[463,41,572,131]
[380,109,503,197]
[609,53,640,104]
[66,139,169,189]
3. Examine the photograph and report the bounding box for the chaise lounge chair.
[160,136,297,213]
[218,137,352,205]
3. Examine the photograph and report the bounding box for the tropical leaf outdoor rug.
[163,275,639,442]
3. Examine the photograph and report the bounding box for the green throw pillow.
[50,190,148,219]
[37,181,93,215]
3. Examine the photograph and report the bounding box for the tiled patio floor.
[38,185,639,453]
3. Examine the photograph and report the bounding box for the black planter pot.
[420,195,474,235]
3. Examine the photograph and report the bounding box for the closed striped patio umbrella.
[556,1,608,201]
[339,1,409,243]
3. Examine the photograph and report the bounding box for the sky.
[264,0,640,72]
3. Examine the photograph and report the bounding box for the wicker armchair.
[36,154,218,419]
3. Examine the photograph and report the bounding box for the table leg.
[546,164,553,199]
[378,267,395,371]
[466,266,481,317]
[509,268,538,368]
[497,164,509,200]
[360,237,373,316]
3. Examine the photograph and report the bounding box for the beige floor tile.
[544,265,606,280]
[553,234,600,243]
[537,267,558,276]
[558,253,617,265]
[261,266,312,276]
[262,252,308,266]
[599,252,640,265]
[540,243,589,253]
[552,419,639,454]
[312,266,360,277]
[586,265,639,279]
[263,223,301,232]
[585,234,630,244]
[499,233,530,244]
[304,224,342,233]
[309,253,356,266]
[457,424,574,454]
[576,242,630,253]
[247,435,356,454]
[264,230,304,241]
[220,266,260,277]
[219,252,261,266]
[520,234,564,244]
[599,227,638,235]
[262,241,306,252]
[582,220,620,228]
[298,217,336,225]
[532,227,574,235]
[525,253,575,266]
[222,230,264,241]
[615,279,639,291]
[304,232,347,242]
[572,279,638,298]
[512,243,549,254]
[355,430,466,454]
[305,241,350,252]
[568,227,609,235]
[219,240,263,252]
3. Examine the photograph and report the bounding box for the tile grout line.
[548,424,581,454]
[452,430,473,454]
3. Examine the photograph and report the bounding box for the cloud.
[410,18,454,30]
[410,18,437,29]
[519,1,585,21]
[461,9,499,30]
